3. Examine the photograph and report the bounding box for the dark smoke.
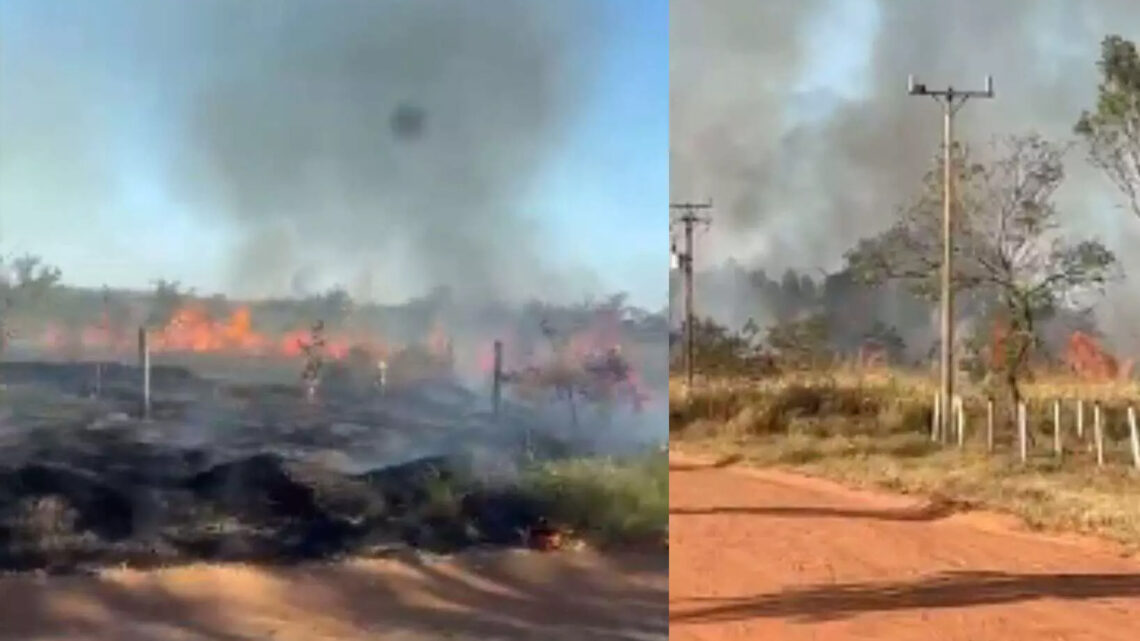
[672,0,1140,352]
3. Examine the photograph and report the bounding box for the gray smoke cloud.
[672,0,1140,350]
[172,0,602,303]
[2,0,604,305]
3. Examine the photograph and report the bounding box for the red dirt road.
[0,548,667,641]
[669,453,1140,641]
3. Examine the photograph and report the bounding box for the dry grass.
[522,452,668,547]
[671,369,1140,550]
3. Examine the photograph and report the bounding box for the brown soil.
[0,548,667,640]
[670,452,1140,641]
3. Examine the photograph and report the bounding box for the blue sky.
[785,0,879,124]
[0,0,668,310]
[535,0,668,310]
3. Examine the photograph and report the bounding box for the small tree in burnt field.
[298,320,327,402]
[0,254,62,357]
[845,134,1118,405]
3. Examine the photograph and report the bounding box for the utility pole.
[670,201,712,391]
[907,74,994,443]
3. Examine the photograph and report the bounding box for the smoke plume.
[672,0,1140,349]
[180,0,604,302]
[2,0,603,304]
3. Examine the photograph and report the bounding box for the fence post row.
[926,394,1140,470]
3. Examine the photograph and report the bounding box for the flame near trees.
[39,302,358,361]
[847,135,1119,405]
[4,261,655,409]
[490,303,652,419]
[1063,331,1134,381]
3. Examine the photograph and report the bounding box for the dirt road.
[670,453,1140,641]
[0,548,667,641]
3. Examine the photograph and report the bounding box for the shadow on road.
[0,551,668,640]
[670,571,1140,623]
[669,500,960,522]
[669,454,742,472]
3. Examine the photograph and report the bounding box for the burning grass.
[671,371,1140,550]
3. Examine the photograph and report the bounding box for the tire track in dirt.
[669,453,1140,641]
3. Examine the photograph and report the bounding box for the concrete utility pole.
[670,201,712,391]
[907,74,994,443]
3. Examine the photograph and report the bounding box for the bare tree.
[847,134,1118,404]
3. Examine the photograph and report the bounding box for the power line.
[670,201,712,391]
[907,74,994,444]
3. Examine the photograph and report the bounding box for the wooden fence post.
[931,392,940,442]
[138,327,151,420]
[1076,399,1084,439]
[986,398,995,454]
[955,396,965,448]
[1094,402,1105,467]
[1129,406,1140,471]
[1053,399,1062,458]
[1017,401,1028,463]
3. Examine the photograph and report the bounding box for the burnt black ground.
[0,362,579,574]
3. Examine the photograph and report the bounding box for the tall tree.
[1075,35,1140,218]
[846,134,1118,403]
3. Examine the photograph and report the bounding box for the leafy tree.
[147,279,190,327]
[0,254,62,355]
[312,287,354,328]
[780,269,802,303]
[673,317,775,377]
[1075,35,1140,217]
[765,313,832,370]
[799,274,818,302]
[861,321,907,363]
[846,134,1118,403]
